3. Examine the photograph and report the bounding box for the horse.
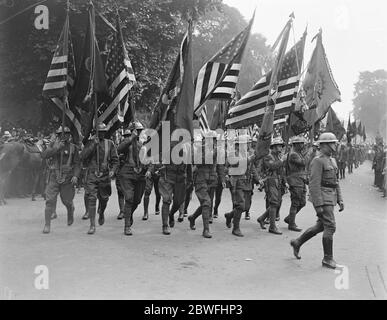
[0,140,46,205]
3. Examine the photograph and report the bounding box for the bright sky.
[224,0,387,121]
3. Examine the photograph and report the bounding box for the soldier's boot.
[257,209,268,230]
[117,195,125,219]
[98,201,107,226]
[268,207,282,235]
[168,209,175,228]
[322,237,337,269]
[142,196,149,221]
[87,213,96,235]
[155,206,160,215]
[66,204,74,226]
[244,211,250,220]
[202,214,212,239]
[287,206,302,232]
[178,211,184,222]
[43,208,51,234]
[124,216,132,236]
[188,207,201,230]
[51,212,57,219]
[290,226,318,259]
[161,205,170,235]
[208,212,213,224]
[232,212,244,237]
[82,196,89,220]
[224,211,233,229]
[213,208,218,219]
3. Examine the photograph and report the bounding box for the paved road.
[0,161,386,300]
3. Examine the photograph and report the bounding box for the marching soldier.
[284,136,308,232]
[257,137,286,235]
[159,141,189,235]
[188,131,226,238]
[116,128,131,220]
[80,123,119,235]
[142,160,161,221]
[42,126,80,234]
[290,132,344,269]
[117,121,149,236]
[224,134,257,237]
[243,138,259,220]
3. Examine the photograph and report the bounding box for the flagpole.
[59,0,70,183]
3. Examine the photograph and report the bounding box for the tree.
[352,70,387,137]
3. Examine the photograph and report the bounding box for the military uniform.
[290,132,344,269]
[81,136,118,234]
[257,138,285,235]
[337,144,347,179]
[284,139,308,232]
[188,139,225,238]
[117,134,148,235]
[143,163,161,220]
[347,145,355,174]
[115,152,126,219]
[41,133,80,234]
[159,163,188,235]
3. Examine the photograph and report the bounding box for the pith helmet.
[96,123,108,131]
[290,135,306,144]
[317,132,338,144]
[56,126,71,134]
[270,137,285,147]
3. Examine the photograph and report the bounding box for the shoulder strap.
[103,139,109,165]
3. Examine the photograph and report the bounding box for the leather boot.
[88,214,96,234]
[161,204,170,235]
[188,214,196,230]
[177,208,184,222]
[290,226,318,259]
[124,216,132,236]
[322,237,336,269]
[82,193,89,220]
[268,207,282,235]
[168,210,175,228]
[257,209,268,230]
[67,204,74,226]
[43,208,51,234]
[98,201,107,226]
[224,211,233,229]
[143,196,149,220]
[213,208,218,219]
[244,211,250,220]
[51,212,57,219]
[287,206,302,232]
[117,211,124,220]
[117,194,125,219]
[232,212,243,237]
[202,213,212,239]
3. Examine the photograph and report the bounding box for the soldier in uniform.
[347,143,355,174]
[337,143,347,179]
[117,121,150,236]
[188,131,226,238]
[159,142,189,235]
[142,159,161,221]
[224,134,257,237]
[284,136,308,232]
[116,128,131,220]
[42,126,80,234]
[290,132,344,269]
[80,123,119,235]
[256,137,286,235]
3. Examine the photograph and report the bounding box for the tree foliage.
[0,0,271,129]
[352,69,387,137]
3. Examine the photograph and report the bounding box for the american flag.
[98,15,136,132]
[226,32,306,129]
[42,13,82,142]
[199,104,210,134]
[193,13,255,116]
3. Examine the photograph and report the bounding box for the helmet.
[123,129,131,136]
[3,131,11,138]
[56,126,71,134]
[270,137,285,147]
[290,135,306,144]
[312,141,319,147]
[96,123,108,131]
[317,132,338,144]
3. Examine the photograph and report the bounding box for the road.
[0,161,386,300]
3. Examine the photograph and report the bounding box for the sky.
[223,0,387,121]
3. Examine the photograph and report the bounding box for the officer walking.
[188,131,226,238]
[290,132,344,269]
[117,121,149,236]
[256,137,286,235]
[284,136,308,232]
[42,126,80,234]
[116,128,131,220]
[80,123,119,235]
